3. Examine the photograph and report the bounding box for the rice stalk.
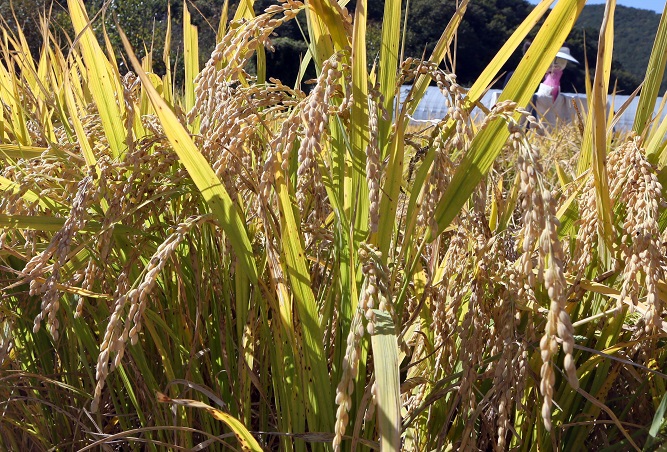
[0,1,666,451]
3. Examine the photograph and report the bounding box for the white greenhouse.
[400,85,667,132]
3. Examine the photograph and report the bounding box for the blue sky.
[526,0,665,14]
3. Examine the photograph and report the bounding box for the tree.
[562,27,643,95]
[399,0,533,86]
[0,0,68,58]
[577,4,666,92]
[0,0,650,94]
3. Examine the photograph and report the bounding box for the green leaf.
[350,0,369,239]
[378,0,401,140]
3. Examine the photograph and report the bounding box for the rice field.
[1,0,667,450]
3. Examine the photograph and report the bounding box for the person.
[532,47,580,126]
[536,47,579,101]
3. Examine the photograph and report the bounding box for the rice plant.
[1,0,667,450]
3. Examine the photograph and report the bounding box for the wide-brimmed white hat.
[555,47,579,64]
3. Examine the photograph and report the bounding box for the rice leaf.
[157,392,262,451]
[370,309,401,452]
[273,145,334,434]
[306,0,350,53]
[557,187,583,239]
[217,0,230,43]
[378,0,401,141]
[0,144,48,159]
[645,392,667,450]
[162,2,174,105]
[350,0,369,238]
[0,49,30,145]
[118,27,259,285]
[63,72,97,167]
[233,0,255,20]
[587,0,616,249]
[183,1,199,114]
[633,1,667,135]
[649,114,667,163]
[0,214,143,237]
[68,0,126,158]
[555,160,573,189]
[431,0,586,239]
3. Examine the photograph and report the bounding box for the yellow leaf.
[157,392,262,451]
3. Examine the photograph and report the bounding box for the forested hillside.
[0,0,661,93]
[576,4,666,92]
